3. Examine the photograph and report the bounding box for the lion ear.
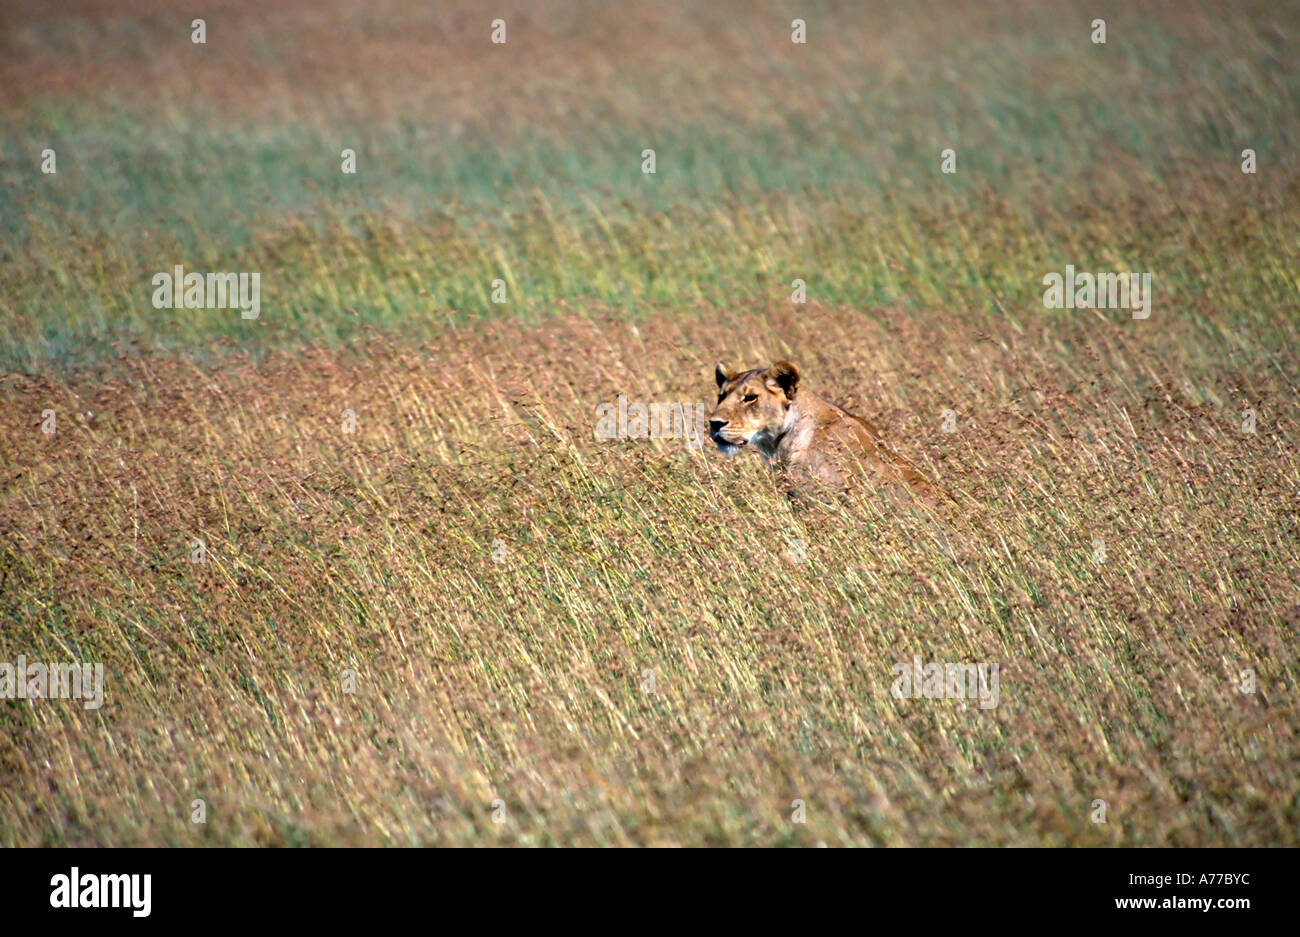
[715,360,737,390]
[768,361,799,399]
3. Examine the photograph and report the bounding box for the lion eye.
[742,393,758,403]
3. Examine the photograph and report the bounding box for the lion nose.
[709,419,729,434]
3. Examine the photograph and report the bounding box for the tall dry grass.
[0,0,1296,845]
[2,300,1296,845]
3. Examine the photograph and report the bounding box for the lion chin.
[711,435,746,455]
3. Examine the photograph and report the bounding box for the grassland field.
[0,0,1297,846]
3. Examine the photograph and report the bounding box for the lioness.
[709,360,940,506]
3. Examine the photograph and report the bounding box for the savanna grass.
[0,0,1296,845]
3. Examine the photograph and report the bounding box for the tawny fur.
[708,360,941,507]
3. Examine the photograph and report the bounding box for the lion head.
[708,360,799,454]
